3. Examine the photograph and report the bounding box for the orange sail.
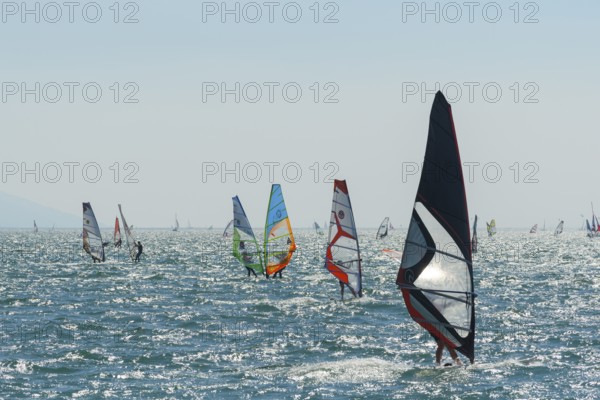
[264,184,296,276]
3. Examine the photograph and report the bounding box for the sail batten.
[396,91,475,363]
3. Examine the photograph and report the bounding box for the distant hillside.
[0,191,79,228]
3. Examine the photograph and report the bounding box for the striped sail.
[232,197,263,274]
[396,92,475,363]
[325,180,362,297]
[118,204,137,261]
[264,184,296,276]
[83,202,105,262]
[376,217,389,239]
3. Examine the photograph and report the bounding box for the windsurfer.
[135,241,143,262]
[115,238,122,248]
[239,241,257,277]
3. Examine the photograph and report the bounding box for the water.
[1,230,599,399]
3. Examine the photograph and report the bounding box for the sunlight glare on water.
[0,229,598,398]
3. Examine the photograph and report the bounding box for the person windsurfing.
[135,241,143,262]
[239,241,257,277]
[431,332,462,367]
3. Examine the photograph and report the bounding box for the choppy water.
[1,230,599,399]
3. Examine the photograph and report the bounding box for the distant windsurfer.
[431,333,462,367]
[135,241,143,262]
[273,237,294,278]
[239,241,257,277]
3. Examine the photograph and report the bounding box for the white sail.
[376,217,389,239]
[232,197,263,274]
[118,204,138,261]
[325,180,362,297]
[223,219,234,237]
[82,202,105,262]
[313,221,324,235]
[554,220,564,235]
[530,224,538,234]
[173,215,180,232]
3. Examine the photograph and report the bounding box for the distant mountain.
[0,191,79,228]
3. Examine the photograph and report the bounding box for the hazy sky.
[1,0,599,229]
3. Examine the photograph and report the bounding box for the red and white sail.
[325,180,362,297]
[396,92,475,363]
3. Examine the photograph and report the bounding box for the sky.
[0,0,599,229]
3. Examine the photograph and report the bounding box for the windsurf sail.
[232,196,263,274]
[554,220,564,235]
[118,204,137,261]
[33,220,38,234]
[390,222,395,230]
[264,184,296,276]
[486,219,496,237]
[114,217,121,245]
[82,202,105,262]
[588,203,599,238]
[313,221,324,235]
[325,180,362,298]
[376,217,389,239]
[173,215,180,232]
[471,215,478,254]
[396,91,475,364]
[223,219,234,237]
[530,224,538,234]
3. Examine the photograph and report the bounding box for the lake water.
[1,230,598,399]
